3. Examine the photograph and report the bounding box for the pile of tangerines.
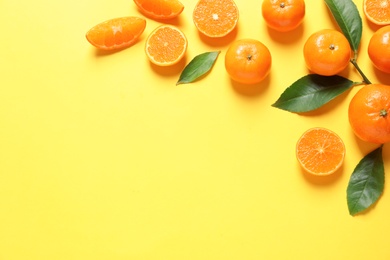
[86,0,390,177]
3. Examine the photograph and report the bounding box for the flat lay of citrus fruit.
[262,0,305,32]
[193,0,239,38]
[145,25,187,66]
[296,127,345,176]
[6,0,390,259]
[349,84,390,144]
[86,17,146,51]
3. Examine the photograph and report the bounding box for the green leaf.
[176,51,220,85]
[324,0,362,53]
[347,146,385,216]
[271,74,354,113]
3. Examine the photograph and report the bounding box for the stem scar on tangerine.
[380,109,388,117]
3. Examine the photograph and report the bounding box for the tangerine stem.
[350,58,372,84]
[380,109,388,117]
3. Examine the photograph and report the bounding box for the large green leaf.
[271,74,354,113]
[347,146,385,216]
[177,51,220,85]
[324,0,362,53]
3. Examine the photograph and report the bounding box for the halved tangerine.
[296,127,345,176]
[145,25,187,66]
[363,0,390,26]
[193,0,239,38]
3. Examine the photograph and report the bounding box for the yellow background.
[1,0,390,259]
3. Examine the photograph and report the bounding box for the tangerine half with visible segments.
[193,0,239,38]
[86,17,146,51]
[296,127,345,176]
[363,0,390,26]
[145,25,187,66]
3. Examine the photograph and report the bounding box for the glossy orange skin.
[262,0,305,32]
[349,84,390,144]
[303,29,351,76]
[86,17,146,50]
[225,39,272,84]
[368,25,390,74]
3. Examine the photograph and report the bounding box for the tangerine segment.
[145,25,187,66]
[348,84,390,144]
[193,0,239,38]
[363,0,390,25]
[296,128,345,176]
[134,0,184,20]
[86,17,146,51]
[368,25,390,73]
[262,0,305,32]
[303,29,351,76]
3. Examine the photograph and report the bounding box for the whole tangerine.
[262,0,305,32]
[303,29,351,76]
[348,84,390,144]
[225,39,272,84]
[368,25,390,74]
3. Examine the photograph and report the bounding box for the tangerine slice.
[363,0,390,25]
[145,25,187,66]
[86,17,146,51]
[296,127,345,176]
[134,0,184,20]
[193,0,239,38]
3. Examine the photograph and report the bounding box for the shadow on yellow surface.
[149,56,188,76]
[267,24,305,44]
[300,164,343,185]
[231,75,271,97]
[197,26,238,47]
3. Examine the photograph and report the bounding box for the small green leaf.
[324,0,362,53]
[347,146,385,216]
[177,51,220,85]
[271,74,354,113]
